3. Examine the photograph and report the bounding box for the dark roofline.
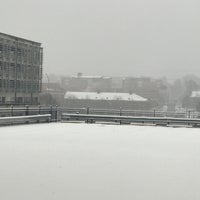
[0,32,41,45]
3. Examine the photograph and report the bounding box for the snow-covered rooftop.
[191,91,200,98]
[64,92,147,101]
[72,75,111,79]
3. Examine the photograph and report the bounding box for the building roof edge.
[0,32,42,45]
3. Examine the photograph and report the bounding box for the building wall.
[122,77,169,105]
[64,99,156,110]
[66,75,112,92]
[0,33,43,105]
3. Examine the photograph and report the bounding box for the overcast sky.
[0,0,200,78]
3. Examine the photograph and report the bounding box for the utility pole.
[45,73,49,91]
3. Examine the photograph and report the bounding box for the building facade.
[0,32,43,105]
[65,73,112,92]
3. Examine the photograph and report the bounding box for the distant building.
[110,77,123,92]
[122,77,169,105]
[67,73,112,92]
[187,91,200,110]
[0,32,43,105]
[191,91,200,98]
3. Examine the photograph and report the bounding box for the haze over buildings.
[0,0,200,78]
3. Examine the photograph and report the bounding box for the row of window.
[0,42,42,65]
[0,61,41,80]
[0,79,41,93]
[0,96,38,104]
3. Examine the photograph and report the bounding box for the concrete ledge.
[0,114,51,126]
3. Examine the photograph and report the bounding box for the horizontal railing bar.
[62,113,200,126]
[0,114,51,126]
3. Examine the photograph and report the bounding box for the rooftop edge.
[0,32,42,45]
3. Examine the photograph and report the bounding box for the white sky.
[0,0,200,78]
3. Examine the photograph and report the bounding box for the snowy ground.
[0,123,200,200]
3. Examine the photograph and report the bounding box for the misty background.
[0,0,200,78]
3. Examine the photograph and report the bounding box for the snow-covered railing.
[0,106,59,121]
[62,113,200,127]
[0,106,199,123]
[60,107,200,119]
[0,114,51,126]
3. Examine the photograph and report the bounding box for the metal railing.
[0,106,199,126]
[0,114,51,126]
[0,105,59,122]
[60,107,200,119]
[62,113,200,127]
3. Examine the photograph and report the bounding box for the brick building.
[0,32,43,105]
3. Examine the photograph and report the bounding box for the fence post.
[154,109,156,117]
[25,105,29,116]
[188,110,191,118]
[50,105,53,121]
[119,107,122,116]
[119,107,122,125]
[38,105,41,115]
[86,107,90,115]
[50,105,53,116]
[55,105,58,122]
[86,107,90,123]
[11,105,13,116]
